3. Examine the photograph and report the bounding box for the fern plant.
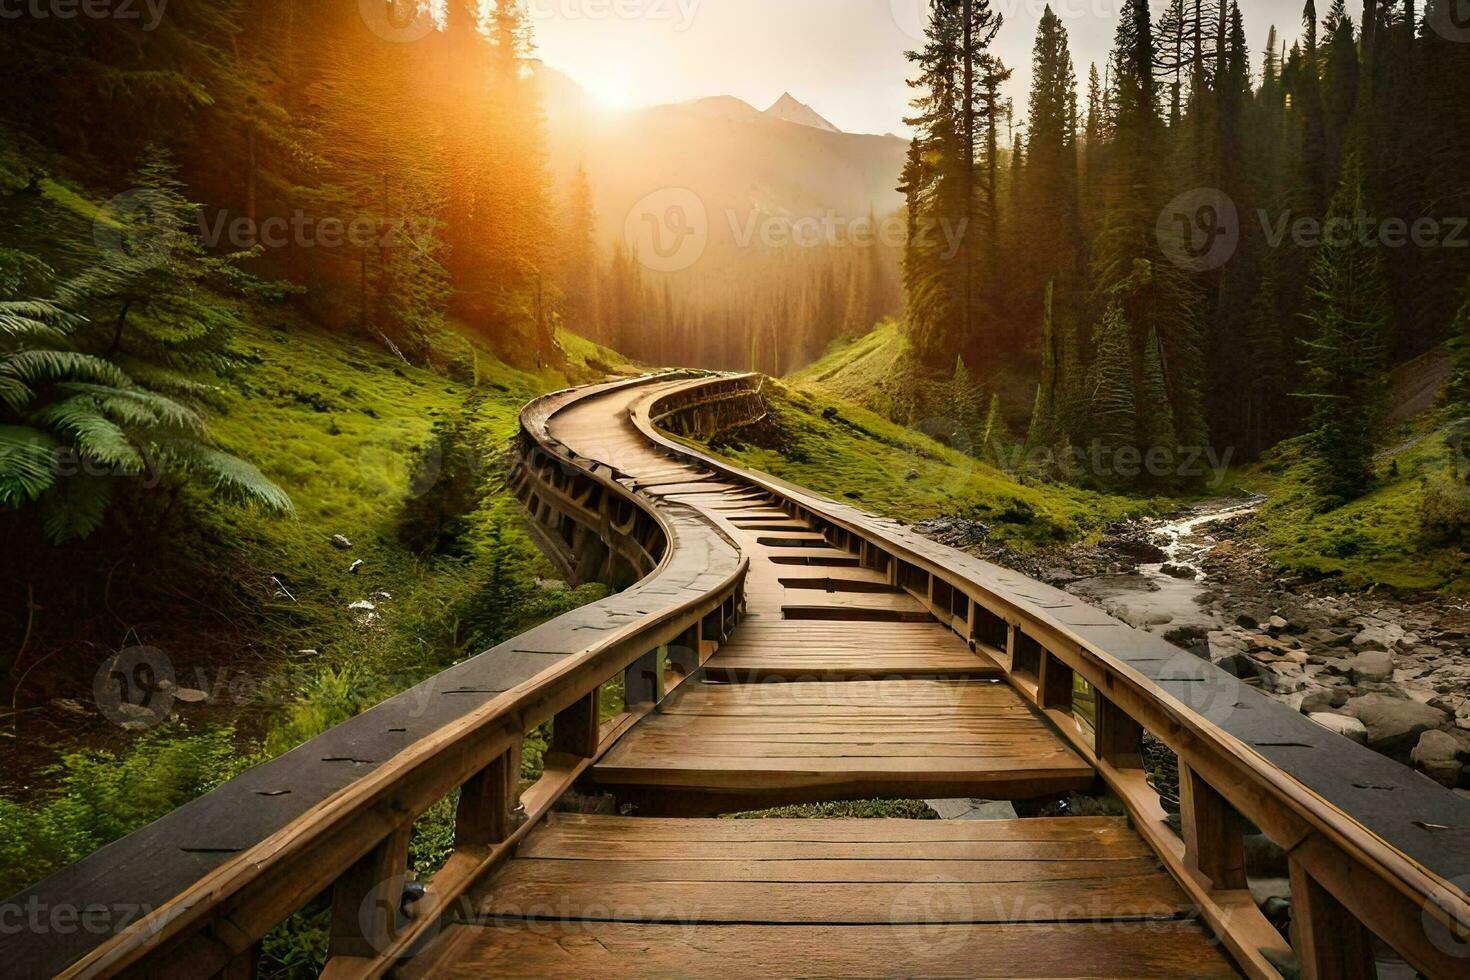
[0,152,294,541]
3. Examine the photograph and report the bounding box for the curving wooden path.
[405,379,1238,977]
[10,372,1469,979]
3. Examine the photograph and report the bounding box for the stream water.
[1071,495,1266,634]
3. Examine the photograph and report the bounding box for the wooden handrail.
[635,373,1470,980]
[1,374,751,978]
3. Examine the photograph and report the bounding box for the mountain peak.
[764,92,841,134]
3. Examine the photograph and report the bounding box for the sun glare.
[586,76,636,112]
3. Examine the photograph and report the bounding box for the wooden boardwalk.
[405,379,1232,976]
[409,815,1235,979]
[11,372,1470,979]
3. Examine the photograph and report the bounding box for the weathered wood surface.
[0,376,743,978]
[591,678,1093,803]
[637,374,1470,969]
[403,813,1237,979]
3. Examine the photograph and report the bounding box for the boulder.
[331,533,353,550]
[1160,563,1197,580]
[1343,694,1448,757]
[1352,624,1404,652]
[1410,730,1464,788]
[1267,615,1289,634]
[1301,689,1350,715]
[1347,650,1395,684]
[1309,712,1369,744]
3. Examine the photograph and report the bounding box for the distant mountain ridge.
[534,63,908,255]
[764,92,842,133]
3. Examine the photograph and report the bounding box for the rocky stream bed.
[917,498,1470,796]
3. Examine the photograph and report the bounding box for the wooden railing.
[9,370,1469,979]
[1,374,753,978]
[637,373,1470,980]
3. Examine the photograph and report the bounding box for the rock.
[1411,730,1465,787]
[349,600,376,612]
[174,688,210,704]
[1352,624,1404,651]
[1301,689,1351,714]
[1207,630,1249,662]
[1343,694,1448,756]
[1160,563,1197,580]
[1309,712,1369,744]
[348,559,364,574]
[331,534,353,550]
[1267,615,1289,633]
[1347,650,1396,684]
[1235,613,1260,630]
[51,698,90,717]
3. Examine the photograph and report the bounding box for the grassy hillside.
[695,378,1160,547]
[1,304,633,900]
[787,320,914,417]
[1238,408,1470,594]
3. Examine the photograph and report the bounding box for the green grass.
[1236,411,1470,594]
[694,379,1160,548]
[2,304,631,903]
[787,319,915,417]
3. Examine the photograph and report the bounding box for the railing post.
[1039,651,1073,711]
[1094,695,1144,770]
[1289,857,1377,980]
[667,624,701,676]
[1179,763,1248,891]
[328,824,412,959]
[551,690,600,759]
[456,739,522,846]
[624,648,662,707]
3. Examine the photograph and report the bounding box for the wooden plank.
[550,689,600,759]
[407,922,1240,979]
[1180,763,1248,892]
[456,743,521,847]
[1290,855,1377,980]
[328,825,411,959]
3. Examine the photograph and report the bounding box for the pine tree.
[1138,327,1179,468]
[1087,302,1138,466]
[1297,150,1392,503]
[1026,280,1060,450]
[979,391,1015,467]
[561,164,599,339]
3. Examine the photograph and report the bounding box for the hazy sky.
[531,0,1304,135]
